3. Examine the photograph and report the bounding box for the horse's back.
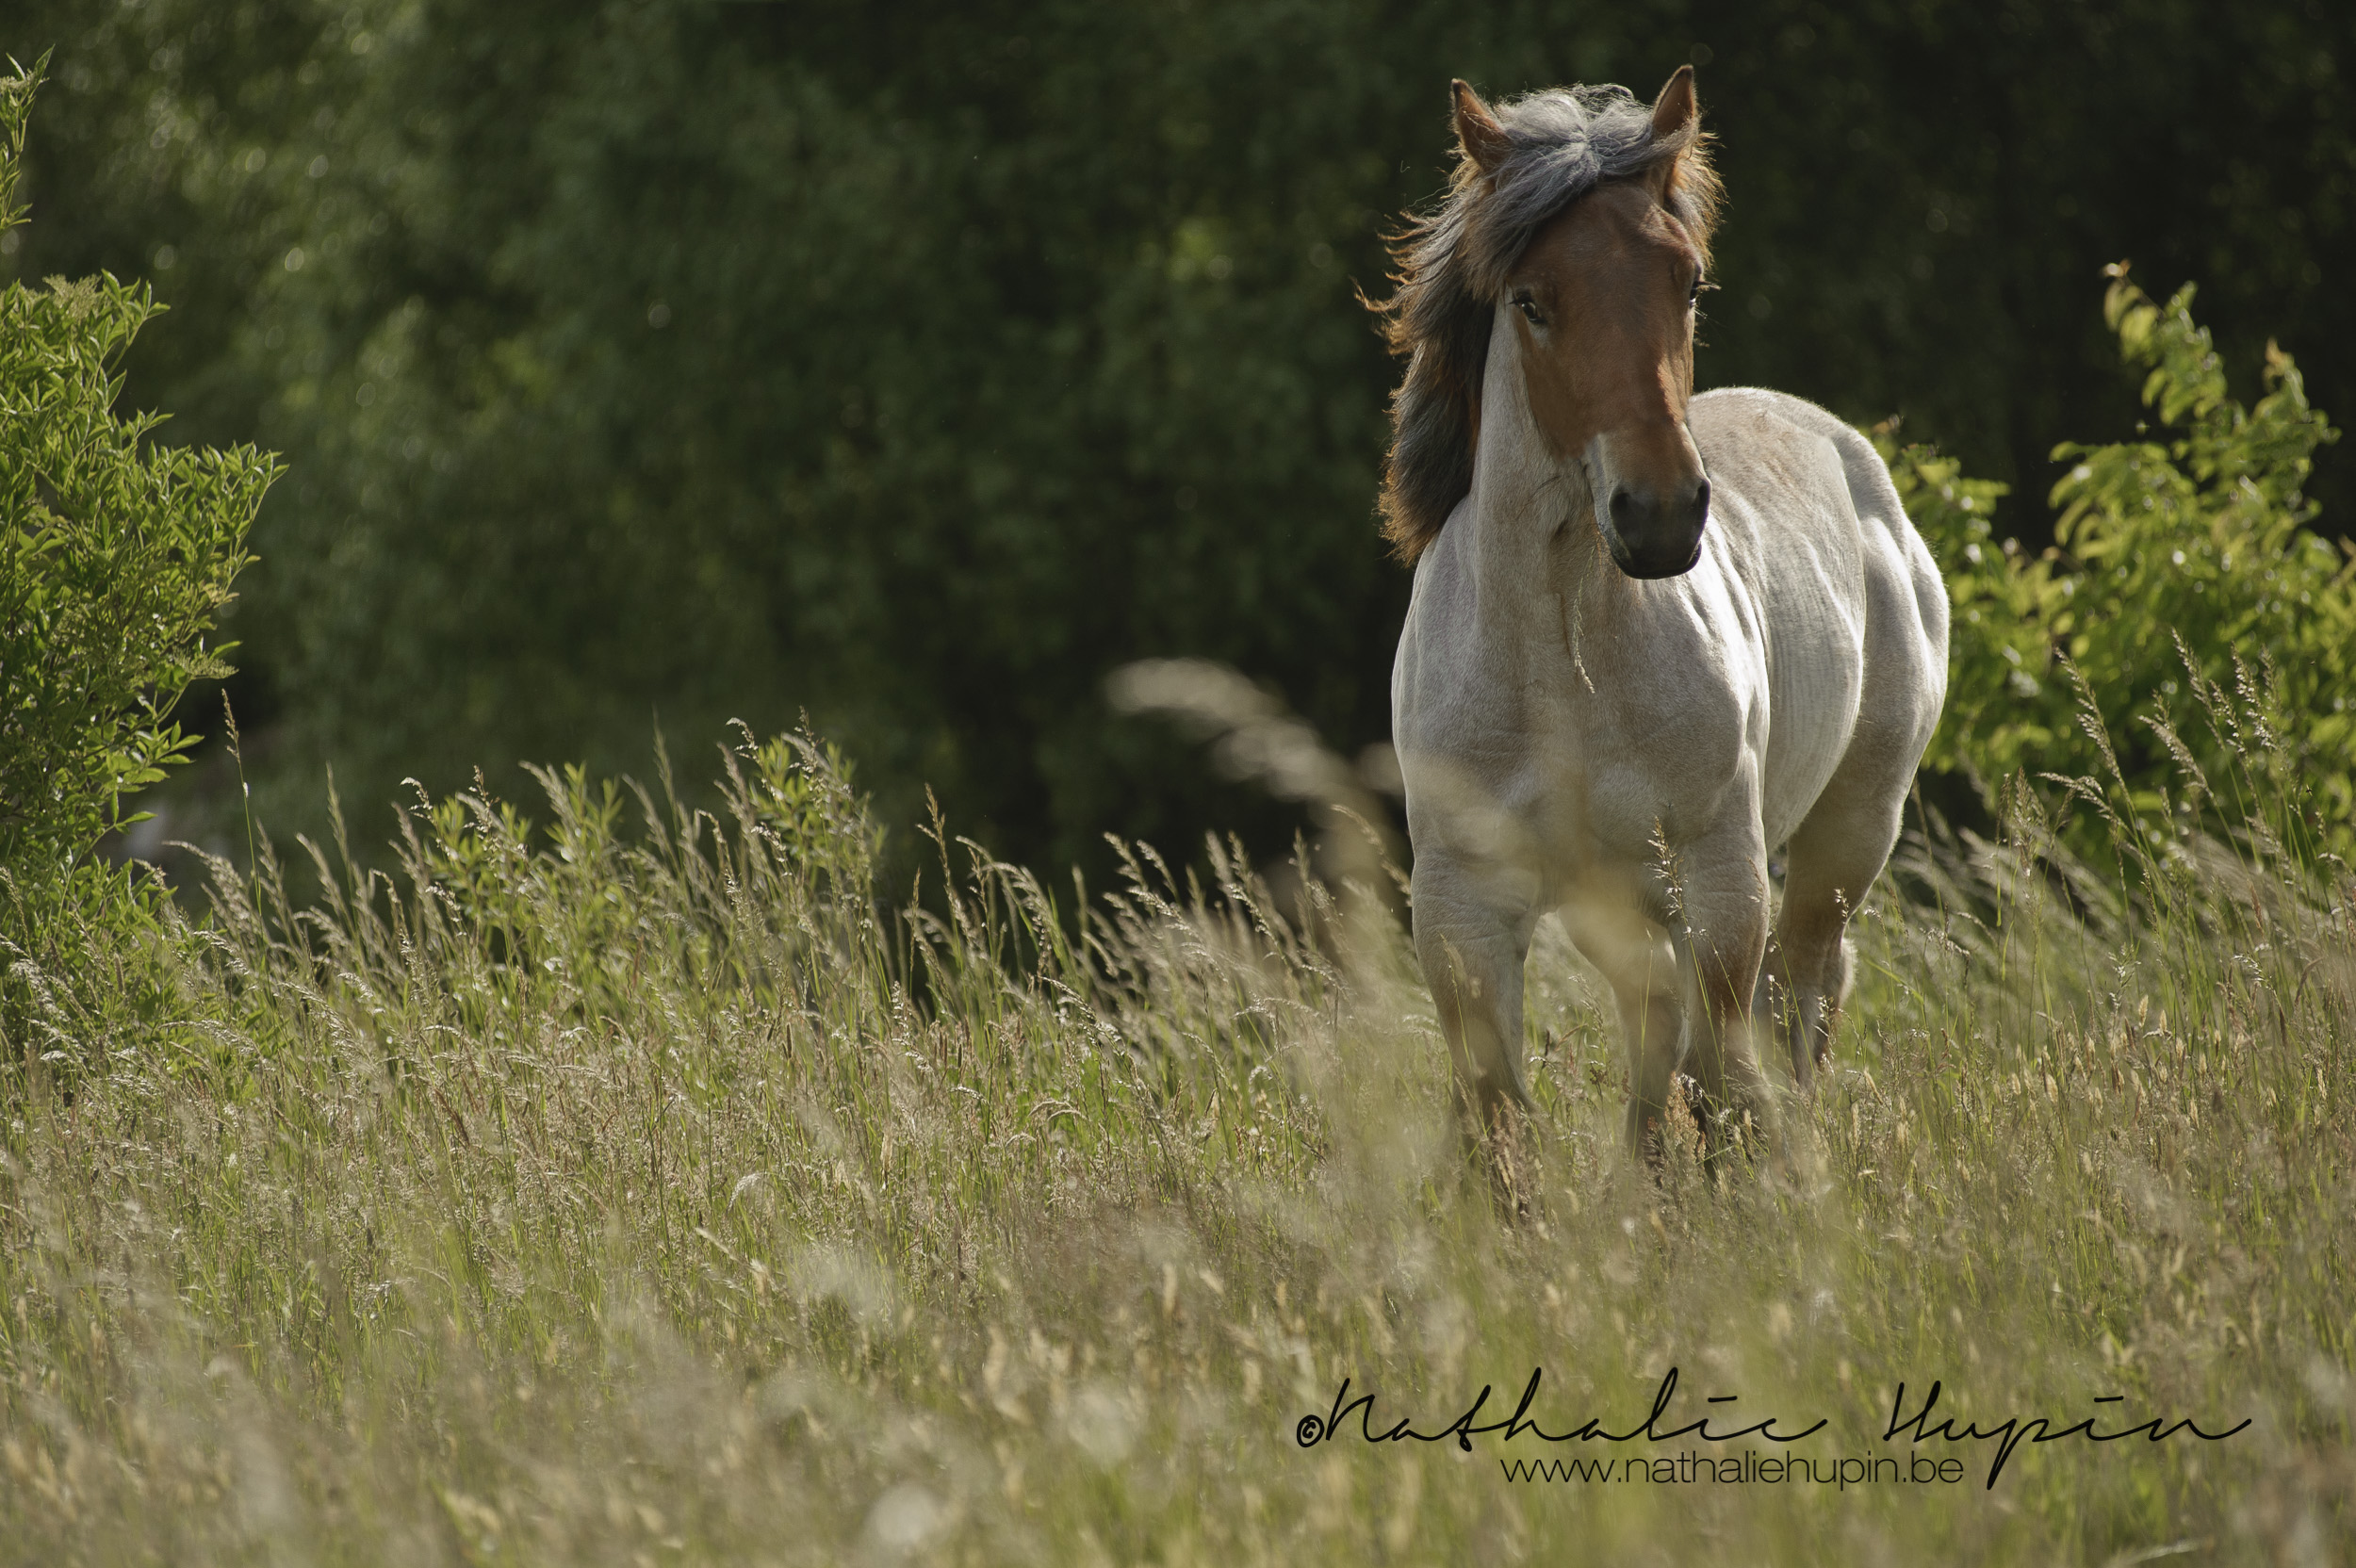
[1690,388,1951,845]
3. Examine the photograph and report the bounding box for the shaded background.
[7,0,2351,881]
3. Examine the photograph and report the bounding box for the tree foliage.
[0,61,273,881]
[1897,270,2350,852]
[5,2,2351,876]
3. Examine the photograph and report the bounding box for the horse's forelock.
[1376,83,1719,564]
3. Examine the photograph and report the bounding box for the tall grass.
[1,694,2350,1564]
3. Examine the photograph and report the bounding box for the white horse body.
[1394,321,1950,1148]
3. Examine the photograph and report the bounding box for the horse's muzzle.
[1603,477,1710,580]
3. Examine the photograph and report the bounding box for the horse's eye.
[1513,295,1543,325]
[1689,276,1704,305]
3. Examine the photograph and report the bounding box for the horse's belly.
[1760,646,1864,847]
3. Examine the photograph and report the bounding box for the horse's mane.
[1370,84,1722,564]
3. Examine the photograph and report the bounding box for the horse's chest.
[1395,545,1761,876]
[1401,665,1752,880]
[1564,679,1751,850]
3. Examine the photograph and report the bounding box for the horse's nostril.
[1692,478,1711,518]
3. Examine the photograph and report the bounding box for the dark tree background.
[7,0,2350,879]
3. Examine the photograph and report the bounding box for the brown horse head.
[1375,70,1721,576]
[1468,73,1711,577]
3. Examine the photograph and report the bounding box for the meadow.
[2,679,2349,1565]
[7,23,2356,1562]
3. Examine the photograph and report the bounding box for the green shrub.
[0,61,274,1063]
[1891,267,2350,856]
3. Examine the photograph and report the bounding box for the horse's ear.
[1645,66,1707,211]
[1452,79,1510,175]
[1650,65,1698,143]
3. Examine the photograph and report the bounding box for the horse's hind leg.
[1773,789,1906,1094]
[1672,836,1777,1167]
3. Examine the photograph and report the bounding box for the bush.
[1892,267,2350,858]
[0,61,274,1064]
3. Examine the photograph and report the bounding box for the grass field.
[2,707,2351,1565]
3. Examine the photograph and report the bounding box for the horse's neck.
[1462,394,1614,613]
[1452,377,1654,709]
[1461,313,1613,587]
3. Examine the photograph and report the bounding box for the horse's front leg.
[1557,890,1683,1163]
[1410,853,1539,1138]
[1673,824,1779,1167]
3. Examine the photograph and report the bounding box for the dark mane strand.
[1370,83,1721,564]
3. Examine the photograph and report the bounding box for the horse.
[1380,67,1949,1166]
